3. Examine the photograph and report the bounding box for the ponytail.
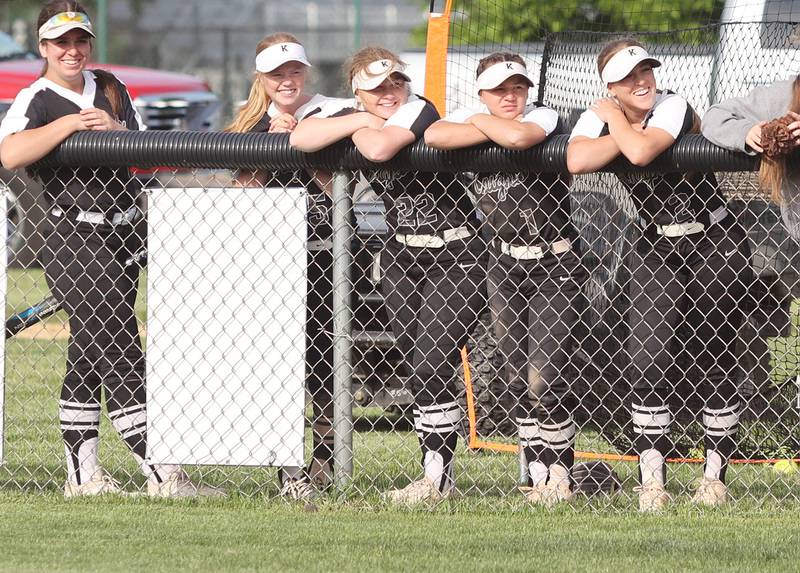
[92,69,123,119]
[225,77,270,133]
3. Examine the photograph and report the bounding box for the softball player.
[291,46,487,505]
[226,33,342,501]
[702,76,800,237]
[567,39,752,511]
[0,0,225,498]
[425,53,585,506]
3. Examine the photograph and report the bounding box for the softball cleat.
[64,470,131,498]
[692,477,730,507]
[634,480,671,512]
[384,477,449,506]
[519,481,573,507]
[147,469,227,499]
[279,477,318,501]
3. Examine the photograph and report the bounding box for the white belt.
[656,206,728,237]
[307,239,333,251]
[495,238,572,260]
[394,226,473,249]
[52,206,139,226]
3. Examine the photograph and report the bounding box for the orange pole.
[424,0,452,116]
[459,346,799,464]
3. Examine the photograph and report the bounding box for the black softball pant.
[43,216,149,479]
[488,246,587,471]
[628,220,753,462]
[380,239,487,409]
[306,247,334,466]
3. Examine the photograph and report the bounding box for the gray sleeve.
[702,79,795,155]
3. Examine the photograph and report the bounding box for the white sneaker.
[692,477,730,507]
[64,471,129,499]
[385,477,448,506]
[519,481,573,507]
[518,482,549,504]
[635,480,671,512]
[147,470,227,499]
[280,477,318,501]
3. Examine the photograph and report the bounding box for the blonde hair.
[225,32,302,133]
[345,46,406,91]
[759,75,800,203]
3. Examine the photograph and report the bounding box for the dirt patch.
[13,323,147,341]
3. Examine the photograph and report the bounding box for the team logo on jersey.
[473,173,525,200]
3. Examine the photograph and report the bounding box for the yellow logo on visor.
[48,11,91,25]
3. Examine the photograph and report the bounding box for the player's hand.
[80,108,123,131]
[69,113,91,132]
[268,112,298,133]
[591,97,624,123]
[745,121,766,154]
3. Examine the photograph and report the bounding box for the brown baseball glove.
[760,113,797,158]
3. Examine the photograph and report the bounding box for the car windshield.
[0,31,30,60]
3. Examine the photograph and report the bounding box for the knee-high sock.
[539,413,575,488]
[632,389,671,485]
[703,400,740,483]
[107,394,178,483]
[60,398,101,485]
[418,401,460,493]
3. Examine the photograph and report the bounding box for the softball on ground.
[772,460,799,475]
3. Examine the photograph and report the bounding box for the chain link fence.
[0,128,797,510]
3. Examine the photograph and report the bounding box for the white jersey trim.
[0,84,41,144]
[383,95,425,131]
[266,93,342,122]
[644,92,688,140]
[568,108,607,141]
[305,97,357,120]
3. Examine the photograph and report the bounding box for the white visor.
[351,59,412,92]
[476,61,534,91]
[600,45,661,84]
[38,11,95,41]
[255,42,312,73]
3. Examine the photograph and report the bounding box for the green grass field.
[2,269,800,572]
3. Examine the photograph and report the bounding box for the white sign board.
[146,187,307,466]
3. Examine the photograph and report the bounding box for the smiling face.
[39,28,91,88]
[479,76,529,119]
[607,60,657,121]
[259,60,308,112]
[356,73,409,119]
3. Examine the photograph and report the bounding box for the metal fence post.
[332,170,354,490]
